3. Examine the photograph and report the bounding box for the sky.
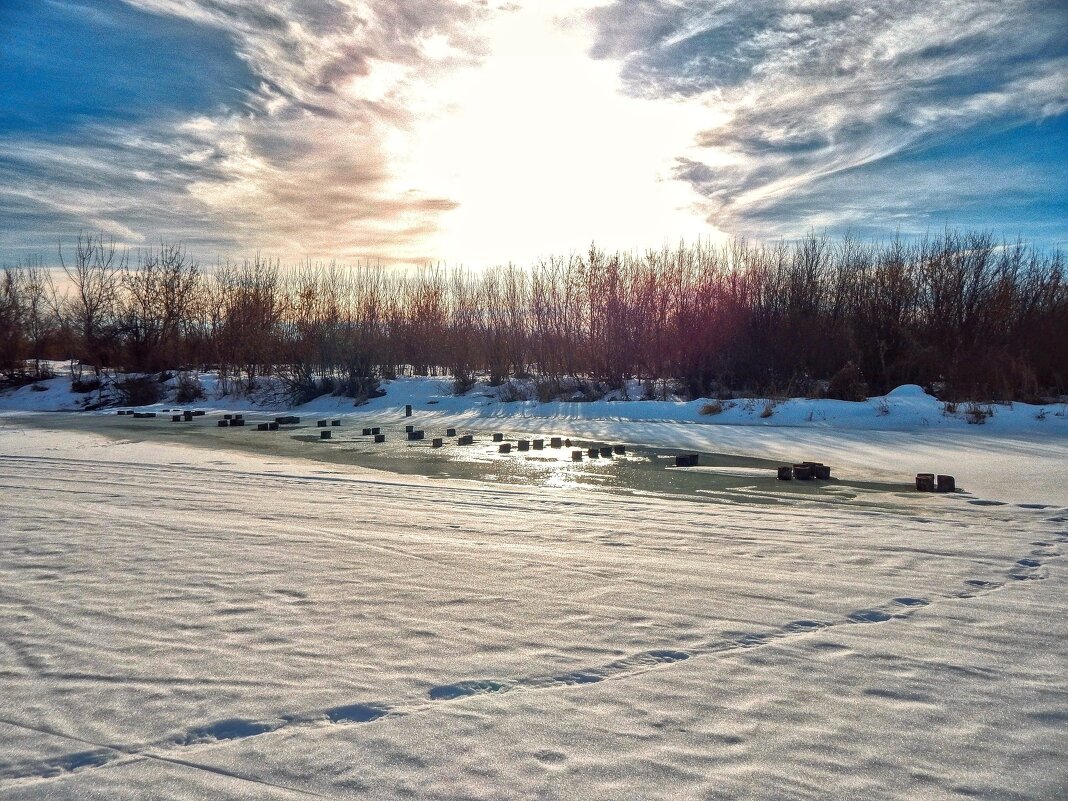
[0,0,1065,268]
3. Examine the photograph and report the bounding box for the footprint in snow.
[847,609,893,623]
[181,718,279,745]
[964,579,1002,589]
[533,749,568,764]
[552,670,604,686]
[1008,558,1046,581]
[726,631,776,647]
[637,649,691,664]
[783,619,831,633]
[25,750,118,780]
[327,703,389,724]
[429,679,508,701]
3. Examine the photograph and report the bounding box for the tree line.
[1,231,1065,403]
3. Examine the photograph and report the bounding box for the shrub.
[759,401,774,418]
[453,371,475,396]
[700,400,725,415]
[71,377,101,393]
[175,372,205,404]
[964,402,992,424]
[498,380,524,403]
[338,373,382,404]
[536,378,562,403]
[826,362,868,402]
[574,380,608,402]
[116,376,163,406]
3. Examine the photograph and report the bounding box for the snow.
[886,383,928,397]
[2,380,1067,798]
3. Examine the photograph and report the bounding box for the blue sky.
[1,0,1065,266]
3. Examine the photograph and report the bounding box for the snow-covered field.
[1,380,1067,799]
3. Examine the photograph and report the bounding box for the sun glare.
[398,3,727,267]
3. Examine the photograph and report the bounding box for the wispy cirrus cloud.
[0,0,494,263]
[587,0,1068,240]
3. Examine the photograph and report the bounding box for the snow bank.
[3,372,1066,435]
